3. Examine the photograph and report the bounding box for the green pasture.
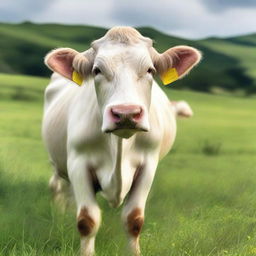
[0,73,256,255]
[200,39,256,78]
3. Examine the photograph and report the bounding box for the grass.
[199,38,256,78]
[0,73,256,255]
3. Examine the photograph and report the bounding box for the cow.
[42,26,201,256]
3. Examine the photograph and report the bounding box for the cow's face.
[92,44,155,138]
[45,27,201,139]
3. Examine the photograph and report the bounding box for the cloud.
[0,0,256,39]
[199,0,256,12]
[110,0,205,29]
[109,0,211,37]
[109,0,256,38]
[32,0,115,28]
[0,0,54,22]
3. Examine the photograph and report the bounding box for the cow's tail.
[171,100,193,118]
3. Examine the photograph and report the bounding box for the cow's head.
[45,27,201,138]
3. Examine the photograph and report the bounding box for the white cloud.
[0,0,54,22]
[32,0,115,28]
[179,7,256,38]
[0,0,256,39]
[199,0,256,12]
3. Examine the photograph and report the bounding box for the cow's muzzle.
[102,104,149,138]
[111,104,142,124]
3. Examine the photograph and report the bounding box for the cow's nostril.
[110,105,143,124]
[132,109,142,121]
[111,109,121,122]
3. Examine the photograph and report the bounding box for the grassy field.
[0,73,256,256]
[199,38,256,78]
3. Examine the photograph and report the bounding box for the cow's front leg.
[121,158,158,256]
[68,154,101,256]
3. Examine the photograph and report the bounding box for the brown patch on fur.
[77,207,95,236]
[127,208,144,237]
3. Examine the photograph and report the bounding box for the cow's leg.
[121,158,158,256]
[68,156,101,256]
[49,171,71,211]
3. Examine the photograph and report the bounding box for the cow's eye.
[147,67,156,75]
[93,67,101,76]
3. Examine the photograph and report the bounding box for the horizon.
[1,20,256,41]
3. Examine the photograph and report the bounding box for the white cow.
[42,27,201,256]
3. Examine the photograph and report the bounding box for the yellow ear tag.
[160,68,179,85]
[72,71,83,86]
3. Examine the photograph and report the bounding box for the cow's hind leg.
[68,156,101,256]
[49,172,72,211]
[121,157,158,256]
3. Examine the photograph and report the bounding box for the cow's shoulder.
[150,81,177,158]
[44,73,71,109]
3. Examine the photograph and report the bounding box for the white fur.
[42,41,177,255]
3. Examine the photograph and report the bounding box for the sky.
[0,0,256,39]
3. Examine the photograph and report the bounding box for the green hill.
[0,22,255,94]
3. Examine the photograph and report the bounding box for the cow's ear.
[45,48,78,79]
[154,46,201,85]
[44,48,84,85]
